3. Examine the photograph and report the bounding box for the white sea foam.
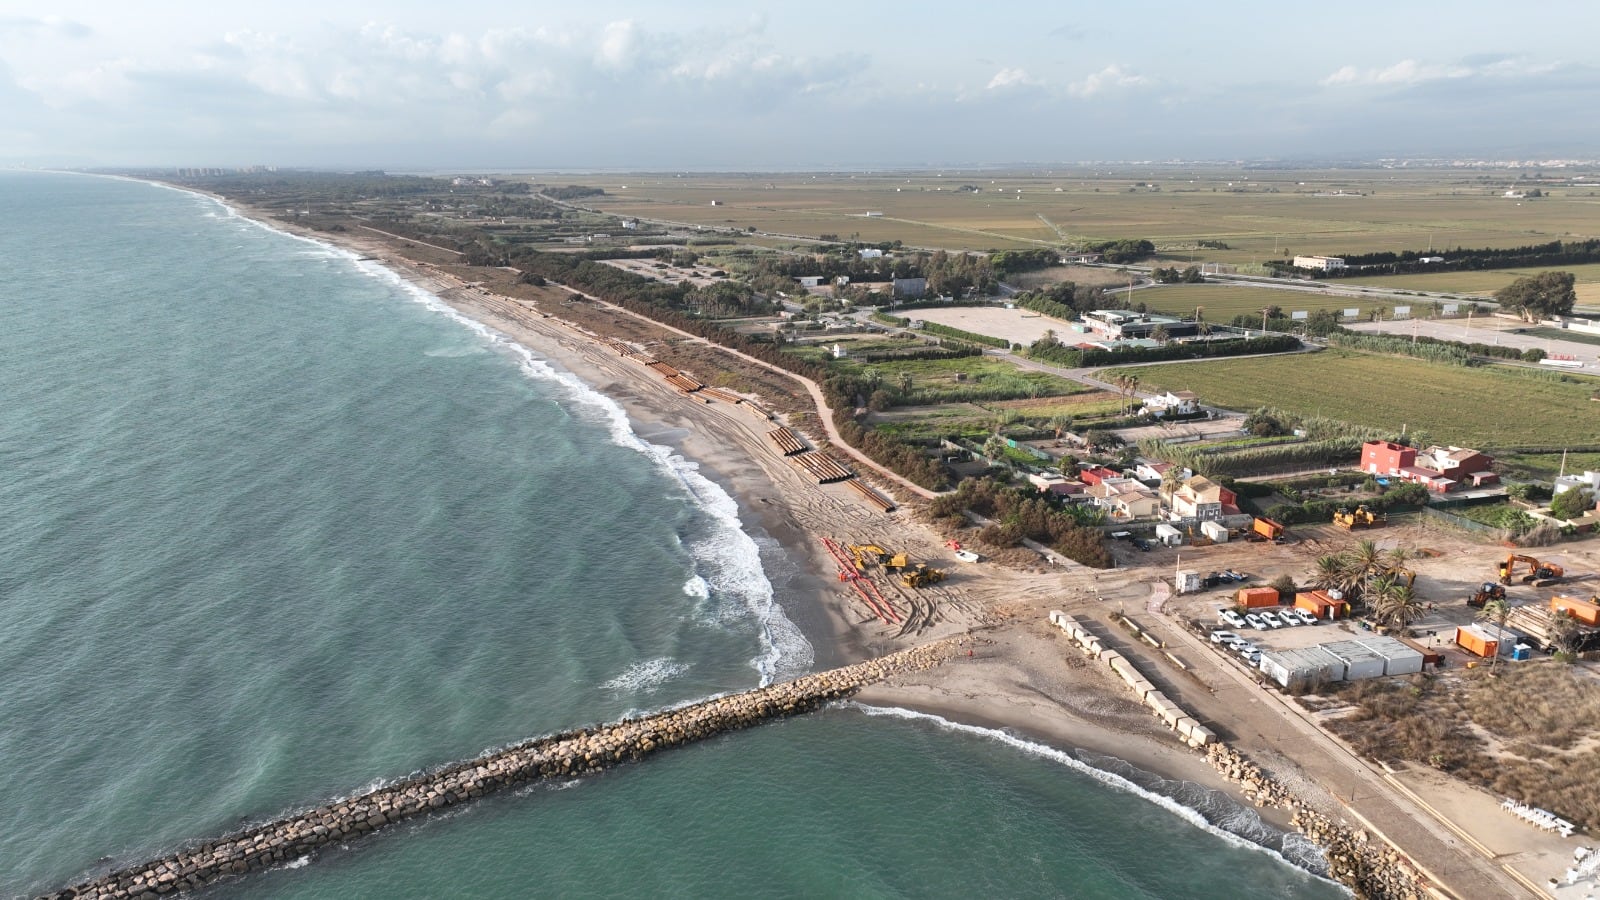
[601,657,691,694]
[128,176,815,686]
[849,703,1343,891]
[682,574,711,600]
[282,856,311,870]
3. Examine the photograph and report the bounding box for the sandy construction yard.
[907,305,1076,347]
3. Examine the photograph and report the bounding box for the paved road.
[1113,610,1530,899]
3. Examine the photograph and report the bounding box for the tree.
[1151,325,1171,344]
[1551,487,1594,522]
[1270,573,1297,600]
[1369,578,1425,631]
[1494,271,1577,322]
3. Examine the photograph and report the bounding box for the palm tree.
[1477,597,1512,670]
[1369,579,1425,632]
[1160,467,1186,513]
[1313,554,1347,590]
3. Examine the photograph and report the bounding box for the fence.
[1420,506,1503,535]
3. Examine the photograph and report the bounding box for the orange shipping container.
[1455,625,1498,659]
[1238,587,1281,608]
[1551,596,1600,627]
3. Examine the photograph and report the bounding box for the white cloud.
[986,67,1035,90]
[1320,56,1557,87]
[1067,64,1148,97]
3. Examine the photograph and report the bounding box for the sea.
[0,171,1345,899]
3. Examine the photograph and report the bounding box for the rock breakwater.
[45,641,959,899]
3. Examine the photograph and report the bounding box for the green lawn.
[1496,451,1600,481]
[1104,350,1600,450]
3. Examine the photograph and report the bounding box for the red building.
[1361,441,1415,476]
[1362,441,1496,493]
[1078,466,1121,487]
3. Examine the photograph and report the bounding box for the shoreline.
[166,183,1443,893]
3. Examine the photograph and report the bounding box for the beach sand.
[207,198,1562,899]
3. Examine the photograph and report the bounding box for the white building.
[1554,471,1600,496]
[1293,256,1347,271]
[1144,390,1200,417]
[859,248,884,260]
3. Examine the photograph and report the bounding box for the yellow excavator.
[848,544,892,572]
[1498,554,1564,587]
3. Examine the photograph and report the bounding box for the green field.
[1104,350,1600,449]
[1497,451,1600,481]
[798,352,1088,400]
[1340,262,1600,305]
[1132,284,1405,322]
[562,169,1600,261]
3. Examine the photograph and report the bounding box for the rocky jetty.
[1204,744,1427,900]
[45,640,959,899]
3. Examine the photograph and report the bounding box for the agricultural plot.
[569,170,1600,263]
[1339,262,1600,306]
[1104,349,1600,449]
[820,354,1089,404]
[1132,284,1403,323]
[1497,450,1600,481]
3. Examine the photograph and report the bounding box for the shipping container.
[1238,586,1281,609]
[1154,523,1183,546]
[1175,570,1201,594]
[1294,589,1349,620]
[1455,624,1500,659]
[1551,596,1600,627]
[1201,520,1230,543]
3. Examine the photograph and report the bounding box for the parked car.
[1244,613,1267,630]
[1292,608,1320,626]
[1225,569,1249,582]
[1211,630,1240,644]
[1219,609,1247,628]
[1231,640,1258,656]
[1133,538,1153,552]
[1242,648,1262,666]
[1257,610,1283,629]
[1274,609,1299,626]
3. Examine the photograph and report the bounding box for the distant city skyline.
[3,1,1598,169]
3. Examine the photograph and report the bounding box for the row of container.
[1048,611,1215,748]
[1257,635,1426,690]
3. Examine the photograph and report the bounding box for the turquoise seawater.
[0,172,1342,899]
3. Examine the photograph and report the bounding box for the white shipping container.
[1200,520,1230,543]
[1155,523,1183,546]
[1320,640,1386,681]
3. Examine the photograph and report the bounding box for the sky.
[3,1,1598,169]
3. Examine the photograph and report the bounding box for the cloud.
[1320,56,1558,87]
[1067,64,1149,97]
[0,15,92,39]
[986,67,1036,90]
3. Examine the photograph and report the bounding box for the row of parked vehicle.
[1217,606,1319,630]
[1209,630,1262,665]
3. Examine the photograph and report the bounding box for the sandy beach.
[199,195,1572,899]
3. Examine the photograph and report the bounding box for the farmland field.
[805,352,1089,402]
[567,169,1600,262]
[1131,284,1404,322]
[1104,350,1600,449]
[1339,262,1600,305]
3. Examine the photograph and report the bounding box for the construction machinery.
[1332,505,1386,529]
[899,563,946,588]
[1497,554,1564,587]
[848,544,893,572]
[1468,582,1506,609]
[1246,517,1286,543]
